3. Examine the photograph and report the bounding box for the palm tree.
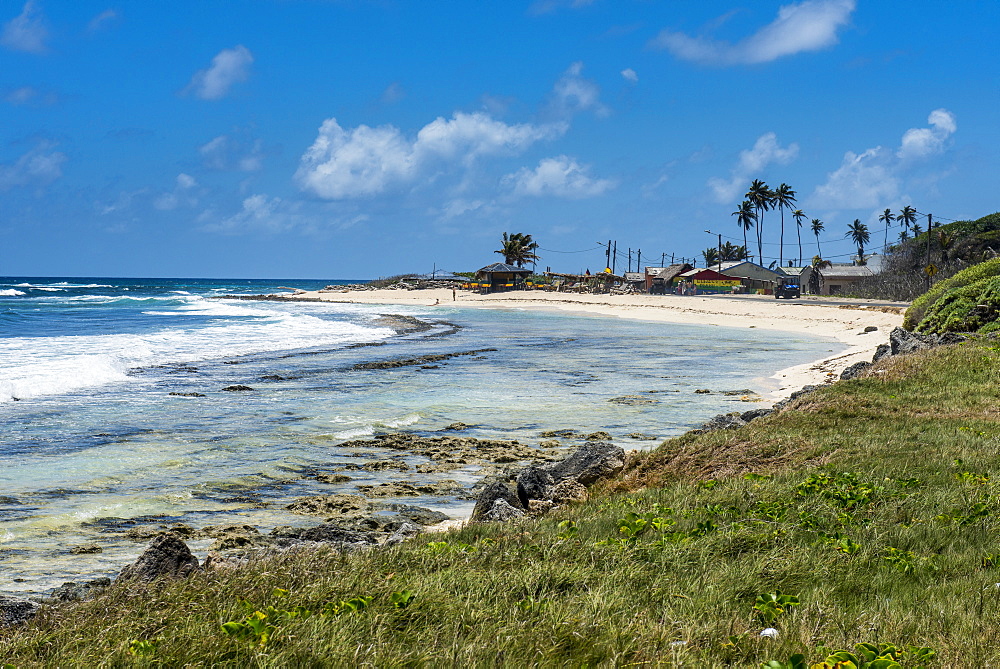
[495,232,540,267]
[846,219,870,265]
[702,247,720,267]
[898,205,917,236]
[772,183,797,266]
[792,209,806,266]
[808,255,832,294]
[720,241,748,261]
[938,230,955,263]
[810,219,824,257]
[878,208,895,253]
[746,180,773,265]
[731,201,756,261]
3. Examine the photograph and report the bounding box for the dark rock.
[260,374,287,381]
[471,480,523,521]
[516,466,555,507]
[889,327,934,356]
[721,388,755,396]
[583,431,612,442]
[539,429,576,438]
[788,385,821,401]
[168,392,206,398]
[740,408,773,422]
[352,348,497,370]
[70,544,103,554]
[694,388,712,394]
[872,343,892,363]
[625,432,660,440]
[298,523,379,546]
[441,422,473,431]
[384,522,422,547]
[937,332,969,346]
[543,442,626,487]
[117,533,200,583]
[863,326,878,333]
[700,413,747,431]
[315,473,352,484]
[286,494,369,518]
[222,385,255,392]
[840,361,872,381]
[47,578,111,603]
[0,594,38,627]
[385,504,450,526]
[608,395,658,405]
[482,499,526,522]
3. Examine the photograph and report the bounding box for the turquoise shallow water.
[0,277,842,595]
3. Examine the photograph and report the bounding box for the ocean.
[0,277,842,595]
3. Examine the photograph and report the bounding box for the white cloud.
[207,194,285,233]
[812,108,957,209]
[898,108,957,161]
[5,86,37,105]
[296,112,563,199]
[707,132,799,202]
[1,1,48,54]
[651,0,855,66]
[87,9,119,33]
[154,173,198,211]
[620,68,638,84]
[199,133,263,171]
[0,142,66,191]
[549,61,608,117]
[505,156,615,199]
[184,45,253,100]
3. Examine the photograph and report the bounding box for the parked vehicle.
[775,279,800,299]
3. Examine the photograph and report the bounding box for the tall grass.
[3,340,1000,666]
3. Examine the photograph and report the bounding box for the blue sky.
[1,1,997,279]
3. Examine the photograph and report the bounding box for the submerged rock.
[222,385,255,392]
[117,533,200,583]
[286,494,369,519]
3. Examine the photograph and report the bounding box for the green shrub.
[904,256,1000,329]
[914,275,1000,334]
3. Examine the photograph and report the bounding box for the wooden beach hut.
[474,262,532,293]
[644,263,693,294]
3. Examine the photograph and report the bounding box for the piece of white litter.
[759,628,779,639]
[670,641,687,646]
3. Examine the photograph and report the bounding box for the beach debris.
[222,384,255,391]
[0,594,39,627]
[759,628,779,639]
[117,533,200,583]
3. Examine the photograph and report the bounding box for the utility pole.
[926,213,933,290]
[607,239,612,271]
[611,241,617,274]
[637,250,641,273]
[717,233,722,273]
[628,248,632,273]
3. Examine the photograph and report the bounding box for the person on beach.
[452,288,456,301]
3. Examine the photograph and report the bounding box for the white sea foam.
[0,297,395,403]
[0,289,25,296]
[331,426,376,440]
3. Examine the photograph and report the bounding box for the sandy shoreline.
[281,288,905,402]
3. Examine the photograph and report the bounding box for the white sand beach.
[286,288,905,402]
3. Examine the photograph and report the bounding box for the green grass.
[4,340,1000,666]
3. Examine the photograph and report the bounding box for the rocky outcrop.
[474,443,625,523]
[45,578,111,603]
[0,594,38,627]
[470,480,524,521]
[117,533,200,583]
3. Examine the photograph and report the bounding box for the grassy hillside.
[4,340,1000,666]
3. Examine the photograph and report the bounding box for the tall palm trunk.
[778,207,785,266]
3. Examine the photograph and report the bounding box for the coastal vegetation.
[4,337,1000,665]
